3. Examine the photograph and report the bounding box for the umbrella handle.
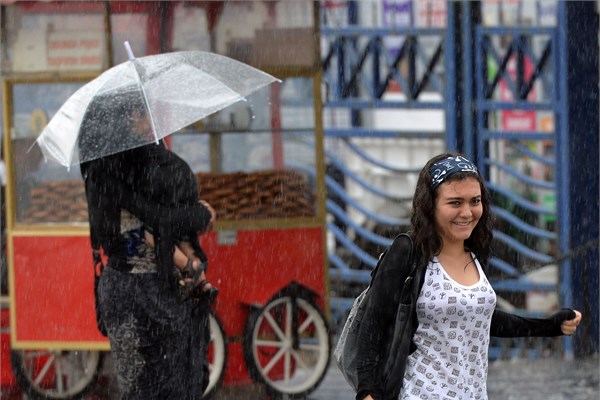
[124,41,135,61]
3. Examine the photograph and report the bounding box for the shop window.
[172,0,317,69]
[1,2,107,73]
[171,3,211,52]
[10,82,85,225]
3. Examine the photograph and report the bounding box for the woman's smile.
[453,220,472,226]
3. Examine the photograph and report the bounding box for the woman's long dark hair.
[410,152,494,266]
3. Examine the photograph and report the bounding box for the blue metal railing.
[473,20,571,357]
[321,26,447,107]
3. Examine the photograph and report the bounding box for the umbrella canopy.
[36,48,279,167]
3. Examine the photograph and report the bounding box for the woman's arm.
[175,200,216,260]
[490,308,581,338]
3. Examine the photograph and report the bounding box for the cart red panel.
[10,226,325,349]
[11,235,107,346]
[205,226,326,338]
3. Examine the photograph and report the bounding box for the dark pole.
[456,1,481,159]
[564,1,599,356]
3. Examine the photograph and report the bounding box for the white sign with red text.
[47,31,104,71]
[14,29,104,72]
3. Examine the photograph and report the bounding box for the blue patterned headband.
[429,155,479,191]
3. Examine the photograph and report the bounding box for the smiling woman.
[350,152,582,400]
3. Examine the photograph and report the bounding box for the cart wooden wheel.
[243,294,331,399]
[203,311,227,399]
[10,348,102,400]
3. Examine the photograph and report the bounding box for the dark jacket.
[81,143,213,287]
[355,234,575,400]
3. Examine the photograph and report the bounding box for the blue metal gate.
[321,0,598,358]
[469,1,599,357]
[320,6,452,327]
[469,2,570,357]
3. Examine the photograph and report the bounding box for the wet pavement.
[486,357,599,400]
[1,354,598,399]
[313,356,599,400]
[109,355,599,399]
[213,356,600,399]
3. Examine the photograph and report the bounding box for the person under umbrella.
[80,92,217,399]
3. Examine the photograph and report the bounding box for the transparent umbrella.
[35,42,279,167]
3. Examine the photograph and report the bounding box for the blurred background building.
[0,1,598,398]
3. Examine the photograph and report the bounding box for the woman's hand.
[561,310,582,335]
